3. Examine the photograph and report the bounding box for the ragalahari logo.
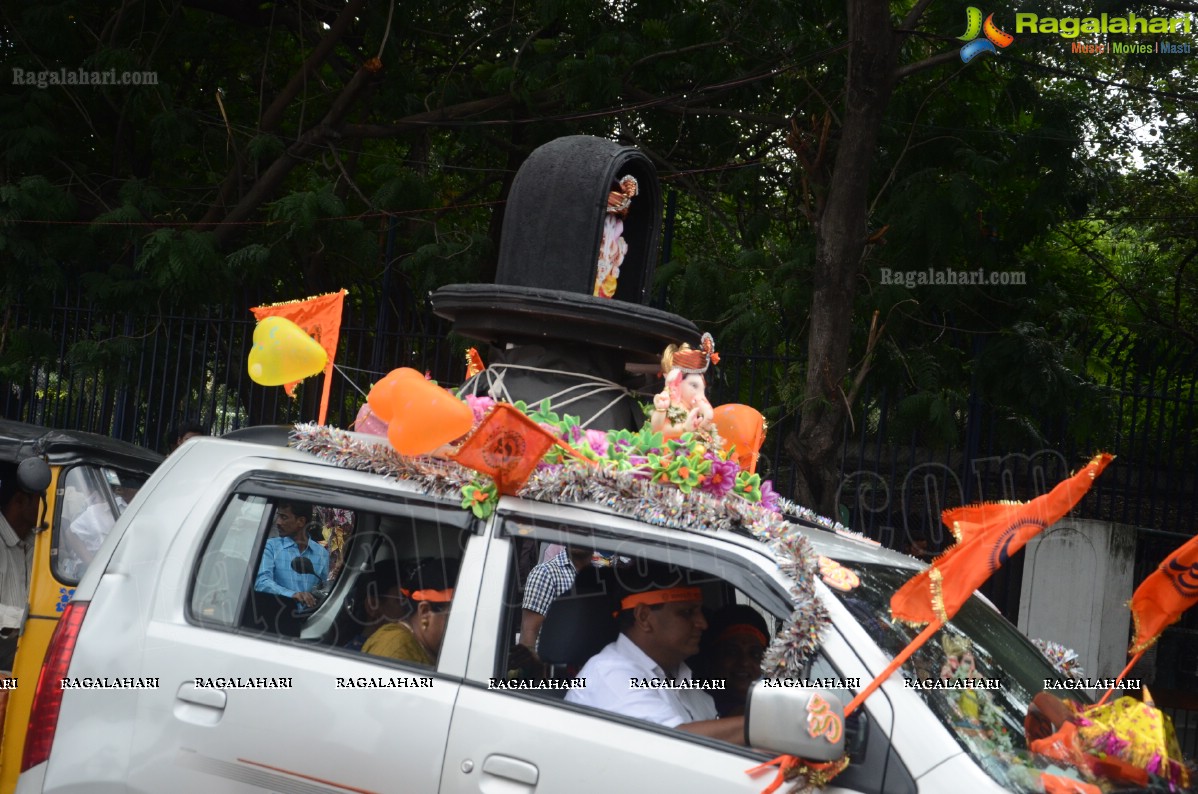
[959,7,1015,62]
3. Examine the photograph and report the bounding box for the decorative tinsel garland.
[1031,638,1086,680]
[290,421,830,678]
[290,422,478,504]
[757,533,831,679]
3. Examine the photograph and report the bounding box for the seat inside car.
[536,566,617,681]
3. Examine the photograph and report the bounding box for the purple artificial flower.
[760,480,781,513]
[702,457,738,497]
[584,429,609,457]
[464,394,495,424]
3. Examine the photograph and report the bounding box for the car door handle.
[176,682,227,709]
[482,755,538,786]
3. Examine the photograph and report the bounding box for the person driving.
[363,558,460,667]
[0,461,46,668]
[254,500,328,610]
[565,562,745,744]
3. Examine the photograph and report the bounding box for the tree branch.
[894,48,961,81]
[628,39,729,71]
[1061,228,1198,345]
[900,0,937,33]
[1170,244,1198,330]
[340,94,520,137]
[211,63,380,248]
[198,0,367,228]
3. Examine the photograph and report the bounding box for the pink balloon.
[353,403,388,437]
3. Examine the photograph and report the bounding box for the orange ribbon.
[619,587,702,611]
[402,588,454,603]
[745,755,800,794]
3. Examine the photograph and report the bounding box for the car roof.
[216,425,923,573]
[0,419,163,471]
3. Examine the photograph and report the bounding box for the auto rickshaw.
[0,420,161,793]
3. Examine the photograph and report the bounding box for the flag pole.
[317,357,334,426]
[1096,650,1144,707]
[844,619,943,716]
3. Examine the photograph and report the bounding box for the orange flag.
[451,403,561,495]
[1128,532,1198,654]
[465,348,485,378]
[251,290,347,424]
[891,453,1113,625]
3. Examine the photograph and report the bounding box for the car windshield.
[828,561,1178,793]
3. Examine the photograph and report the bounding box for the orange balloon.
[367,367,422,423]
[370,368,474,456]
[712,404,766,473]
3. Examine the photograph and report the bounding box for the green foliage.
[0,0,1189,483]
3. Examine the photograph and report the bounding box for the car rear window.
[54,465,144,585]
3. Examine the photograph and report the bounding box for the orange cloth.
[1038,772,1101,794]
[451,403,560,495]
[465,348,485,378]
[1128,531,1198,654]
[1029,721,1086,767]
[251,290,346,423]
[890,453,1112,625]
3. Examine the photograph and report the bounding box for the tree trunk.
[789,0,897,517]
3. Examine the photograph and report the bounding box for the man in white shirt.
[60,475,144,580]
[565,564,745,744]
[0,462,45,668]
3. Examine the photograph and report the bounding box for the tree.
[1,0,1190,517]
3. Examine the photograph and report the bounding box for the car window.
[491,521,784,750]
[54,465,144,584]
[188,486,471,673]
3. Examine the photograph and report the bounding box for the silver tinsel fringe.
[290,422,830,675]
[290,423,479,503]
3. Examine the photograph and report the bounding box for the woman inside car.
[362,557,460,667]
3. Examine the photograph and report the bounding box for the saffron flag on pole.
[452,403,594,495]
[1128,532,1198,654]
[451,403,561,495]
[890,453,1113,625]
[251,289,347,424]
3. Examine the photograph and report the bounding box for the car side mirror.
[291,557,317,576]
[17,457,51,494]
[744,682,846,761]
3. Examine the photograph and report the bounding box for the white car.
[14,429,1165,794]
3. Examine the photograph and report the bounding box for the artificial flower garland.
[292,397,833,675]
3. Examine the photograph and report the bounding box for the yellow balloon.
[247,316,328,386]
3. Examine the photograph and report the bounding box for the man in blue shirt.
[254,500,329,610]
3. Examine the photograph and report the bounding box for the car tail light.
[21,601,88,772]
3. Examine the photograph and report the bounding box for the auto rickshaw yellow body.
[0,421,161,793]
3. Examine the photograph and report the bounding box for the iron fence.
[2,293,1196,703]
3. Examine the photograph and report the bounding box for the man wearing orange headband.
[565,564,746,744]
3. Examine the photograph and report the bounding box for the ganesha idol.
[650,333,720,443]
